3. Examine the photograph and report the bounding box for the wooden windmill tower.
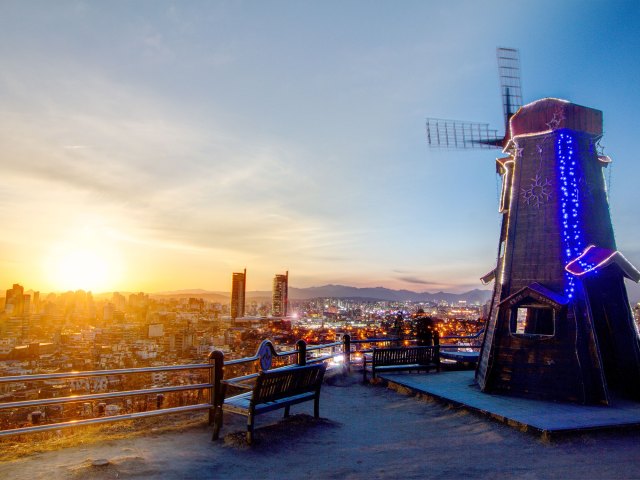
[427,49,640,404]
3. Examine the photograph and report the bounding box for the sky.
[0,0,639,295]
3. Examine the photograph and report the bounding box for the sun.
[54,249,112,292]
[46,231,122,292]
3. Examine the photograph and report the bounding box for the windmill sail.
[425,118,501,149]
[426,48,522,150]
[497,47,523,133]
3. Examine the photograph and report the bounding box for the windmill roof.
[565,245,640,282]
[500,282,569,309]
[508,98,603,142]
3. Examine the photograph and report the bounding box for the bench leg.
[211,407,223,441]
[284,405,290,418]
[314,395,320,419]
[246,414,255,445]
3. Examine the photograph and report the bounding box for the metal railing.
[0,336,354,438]
[0,330,484,438]
[0,363,214,437]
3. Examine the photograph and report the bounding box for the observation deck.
[3,332,640,479]
[3,370,640,479]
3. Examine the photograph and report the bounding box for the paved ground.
[2,373,640,479]
[383,370,640,434]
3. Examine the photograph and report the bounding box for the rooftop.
[2,372,640,479]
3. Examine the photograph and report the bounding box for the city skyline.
[1,1,639,294]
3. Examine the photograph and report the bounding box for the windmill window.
[511,304,555,337]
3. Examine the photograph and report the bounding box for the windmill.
[427,48,640,404]
[426,47,522,150]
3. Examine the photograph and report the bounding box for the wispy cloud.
[0,61,369,284]
[396,276,439,286]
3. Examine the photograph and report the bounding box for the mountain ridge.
[153,284,492,304]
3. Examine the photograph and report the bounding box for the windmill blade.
[426,118,503,149]
[497,47,523,130]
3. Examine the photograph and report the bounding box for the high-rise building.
[230,269,246,319]
[5,284,25,316]
[103,303,115,324]
[272,271,288,317]
[32,291,40,314]
[112,292,126,312]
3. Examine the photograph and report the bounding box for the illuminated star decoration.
[546,108,565,130]
[521,174,552,208]
[513,145,524,158]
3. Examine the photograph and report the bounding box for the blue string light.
[557,131,582,299]
[557,131,600,298]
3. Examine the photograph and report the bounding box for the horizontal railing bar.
[307,355,335,364]
[440,344,480,349]
[224,348,297,367]
[305,342,341,352]
[350,338,399,344]
[0,363,212,384]
[277,348,298,357]
[442,330,484,339]
[0,403,212,437]
[326,343,476,355]
[224,357,258,366]
[223,363,301,385]
[0,383,213,410]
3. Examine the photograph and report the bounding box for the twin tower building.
[230,269,289,320]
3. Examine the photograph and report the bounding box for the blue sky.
[0,0,639,295]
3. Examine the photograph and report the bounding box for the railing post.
[434,331,440,371]
[343,334,351,374]
[296,339,307,366]
[209,350,224,425]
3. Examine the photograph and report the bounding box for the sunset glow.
[50,249,112,292]
[43,226,123,292]
[0,2,638,297]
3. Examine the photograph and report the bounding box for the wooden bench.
[439,349,479,365]
[212,363,327,444]
[363,346,440,383]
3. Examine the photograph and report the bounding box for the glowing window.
[511,304,555,336]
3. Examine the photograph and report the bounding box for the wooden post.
[433,331,440,371]
[343,334,351,374]
[296,339,307,366]
[209,350,224,426]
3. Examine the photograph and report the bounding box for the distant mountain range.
[152,285,492,304]
[65,282,640,305]
[44,283,640,305]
